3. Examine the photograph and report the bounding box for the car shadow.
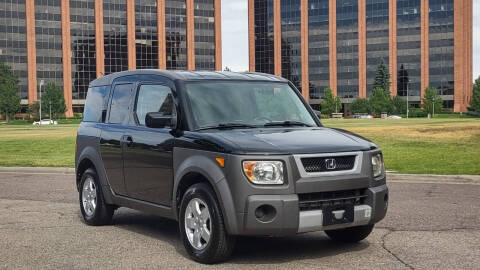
[109,209,370,264]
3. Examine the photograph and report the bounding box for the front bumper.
[237,184,388,236]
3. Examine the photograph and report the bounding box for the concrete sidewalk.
[1,166,479,184]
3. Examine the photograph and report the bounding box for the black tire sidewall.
[79,168,108,225]
[179,183,223,262]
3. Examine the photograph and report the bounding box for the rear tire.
[179,183,236,264]
[79,168,114,226]
[325,224,374,243]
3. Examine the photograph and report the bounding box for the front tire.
[79,168,114,226]
[179,183,235,264]
[325,224,374,243]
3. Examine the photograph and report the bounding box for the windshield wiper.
[196,123,258,131]
[264,121,313,127]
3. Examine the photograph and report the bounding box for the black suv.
[75,70,388,263]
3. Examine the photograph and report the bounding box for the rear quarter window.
[83,86,107,122]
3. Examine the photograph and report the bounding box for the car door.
[122,83,175,206]
[99,83,134,196]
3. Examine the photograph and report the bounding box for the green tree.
[351,98,370,114]
[373,60,391,95]
[0,62,21,123]
[27,102,40,121]
[470,76,480,112]
[41,82,66,119]
[320,87,342,116]
[391,95,407,115]
[422,86,443,116]
[369,87,392,116]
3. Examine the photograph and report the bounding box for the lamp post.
[432,95,435,118]
[39,80,44,122]
[406,79,409,119]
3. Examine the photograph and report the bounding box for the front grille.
[298,189,367,211]
[301,155,356,173]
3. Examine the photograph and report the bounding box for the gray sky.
[222,0,480,81]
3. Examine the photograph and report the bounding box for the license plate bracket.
[323,204,354,226]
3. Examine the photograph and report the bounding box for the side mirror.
[145,112,175,129]
[313,110,322,118]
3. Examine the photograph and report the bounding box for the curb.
[387,173,480,184]
[0,167,75,174]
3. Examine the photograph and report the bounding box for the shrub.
[470,76,480,112]
[320,87,342,116]
[391,95,407,115]
[369,87,392,116]
[408,107,428,118]
[351,98,370,114]
[421,86,443,115]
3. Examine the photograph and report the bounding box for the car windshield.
[184,81,318,130]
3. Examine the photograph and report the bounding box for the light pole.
[49,101,52,120]
[432,95,435,118]
[39,80,44,122]
[406,79,409,119]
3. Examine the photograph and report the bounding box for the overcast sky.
[222,0,480,81]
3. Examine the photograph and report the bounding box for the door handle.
[123,135,133,147]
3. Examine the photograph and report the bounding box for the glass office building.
[249,0,472,112]
[0,0,221,116]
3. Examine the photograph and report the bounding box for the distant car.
[387,115,402,119]
[33,119,57,125]
[354,114,373,119]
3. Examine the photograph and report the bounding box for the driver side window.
[135,84,174,126]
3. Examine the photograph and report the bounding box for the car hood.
[195,127,376,155]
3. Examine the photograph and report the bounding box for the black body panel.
[122,125,175,205]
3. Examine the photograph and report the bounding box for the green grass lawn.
[0,124,77,167]
[322,118,480,175]
[0,117,479,175]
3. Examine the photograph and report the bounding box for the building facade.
[248,0,472,112]
[0,0,221,117]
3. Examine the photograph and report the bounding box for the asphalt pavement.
[0,170,479,269]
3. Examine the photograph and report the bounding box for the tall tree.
[373,60,391,95]
[422,86,443,115]
[0,62,21,123]
[369,87,392,116]
[320,87,342,116]
[470,76,480,112]
[41,82,66,119]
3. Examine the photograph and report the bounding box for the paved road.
[0,171,479,269]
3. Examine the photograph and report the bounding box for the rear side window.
[135,84,174,126]
[109,84,133,124]
[83,86,107,122]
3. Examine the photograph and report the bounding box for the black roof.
[89,69,288,87]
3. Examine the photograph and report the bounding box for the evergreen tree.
[41,82,66,119]
[373,60,391,95]
[320,87,342,116]
[470,76,480,112]
[422,87,443,116]
[0,62,21,123]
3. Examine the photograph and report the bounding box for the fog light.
[254,204,276,223]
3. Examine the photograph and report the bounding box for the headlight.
[242,161,284,185]
[371,153,384,178]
